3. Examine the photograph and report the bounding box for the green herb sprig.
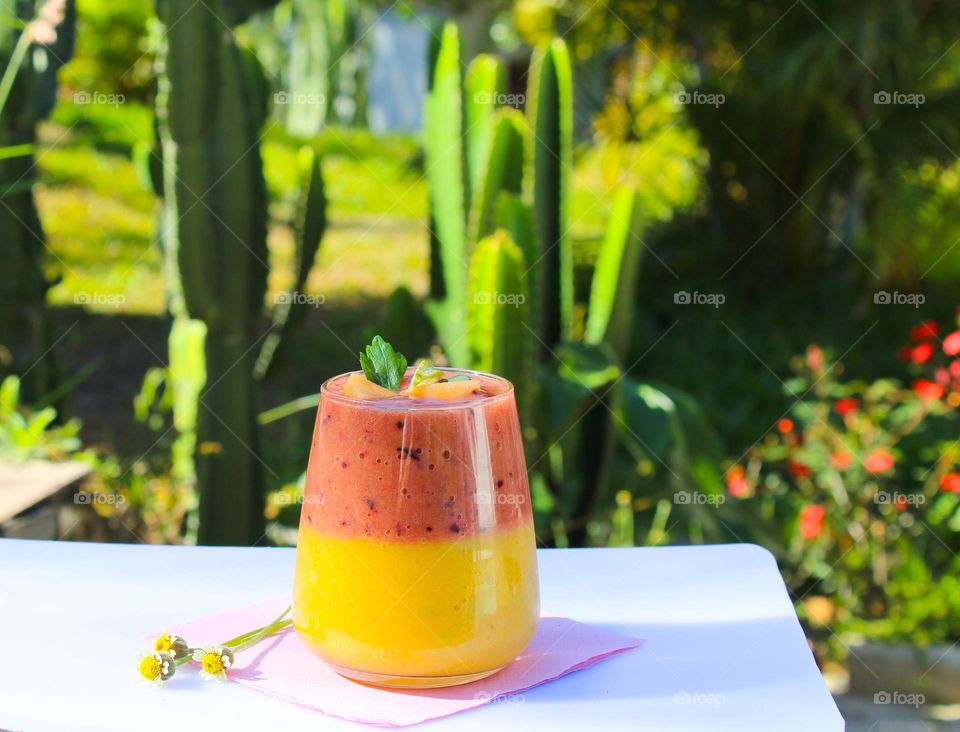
[359,336,407,390]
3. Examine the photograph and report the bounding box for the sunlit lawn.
[36,114,430,316]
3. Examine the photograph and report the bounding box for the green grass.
[37,105,431,316]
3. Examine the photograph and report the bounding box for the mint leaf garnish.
[410,359,444,390]
[359,336,407,390]
[443,374,472,382]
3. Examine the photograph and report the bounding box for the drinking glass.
[293,368,540,688]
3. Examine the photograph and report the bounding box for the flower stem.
[222,605,293,651]
[0,30,32,119]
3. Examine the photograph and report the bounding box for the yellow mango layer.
[293,523,539,680]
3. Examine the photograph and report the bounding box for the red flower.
[788,460,812,478]
[897,345,912,362]
[724,466,749,498]
[893,495,909,512]
[913,379,944,400]
[909,342,935,364]
[944,330,960,356]
[910,321,939,341]
[935,367,951,385]
[950,360,960,378]
[777,418,794,434]
[806,345,824,372]
[941,473,960,493]
[834,398,860,416]
[799,504,825,540]
[864,449,895,474]
[829,451,852,470]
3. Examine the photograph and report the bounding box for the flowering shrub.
[723,314,960,647]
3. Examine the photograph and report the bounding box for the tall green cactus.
[421,31,723,547]
[584,187,645,362]
[469,109,526,243]
[527,38,573,350]
[155,0,276,545]
[467,231,530,398]
[424,22,469,364]
[464,54,506,197]
[425,31,524,367]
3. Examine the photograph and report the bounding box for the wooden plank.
[0,461,91,523]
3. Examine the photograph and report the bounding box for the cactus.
[254,146,326,380]
[464,54,506,197]
[469,109,526,243]
[583,186,645,362]
[0,0,75,399]
[155,0,289,545]
[526,38,573,350]
[467,231,531,398]
[423,22,469,364]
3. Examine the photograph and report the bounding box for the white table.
[0,539,843,731]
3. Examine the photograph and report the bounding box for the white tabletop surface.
[0,539,843,731]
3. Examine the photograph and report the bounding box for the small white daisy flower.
[138,651,175,687]
[192,646,236,682]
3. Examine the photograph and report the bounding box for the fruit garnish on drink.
[343,336,483,401]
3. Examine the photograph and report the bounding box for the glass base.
[330,663,505,689]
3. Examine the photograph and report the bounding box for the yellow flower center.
[201,652,225,675]
[139,655,162,681]
[153,634,173,653]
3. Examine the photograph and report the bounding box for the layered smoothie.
[293,368,539,687]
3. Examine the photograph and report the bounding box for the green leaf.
[410,359,443,389]
[614,377,724,495]
[359,336,407,390]
[0,375,20,418]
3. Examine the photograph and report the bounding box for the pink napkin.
[156,596,641,727]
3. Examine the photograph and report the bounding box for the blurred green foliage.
[61,0,154,101]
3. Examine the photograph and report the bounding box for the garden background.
[3,0,960,717]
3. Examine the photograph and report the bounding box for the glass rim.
[319,367,516,411]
